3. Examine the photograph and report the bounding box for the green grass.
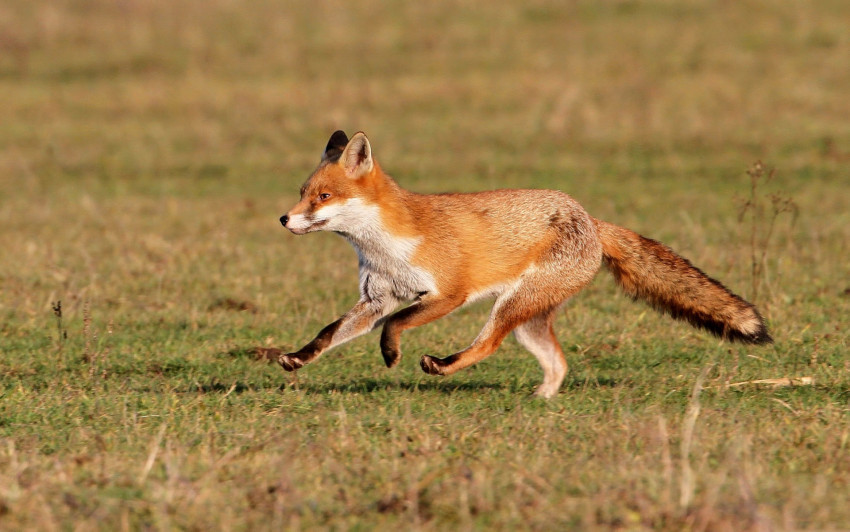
[2,0,850,529]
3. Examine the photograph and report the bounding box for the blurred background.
[3,0,848,318]
[1,0,848,341]
[2,0,847,191]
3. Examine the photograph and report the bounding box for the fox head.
[280,131,379,235]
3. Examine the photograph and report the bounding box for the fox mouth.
[287,219,328,235]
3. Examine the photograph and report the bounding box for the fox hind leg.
[513,308,567,398]
[419,289,539,377]
[420,303,568,399]
[420,254,591,397]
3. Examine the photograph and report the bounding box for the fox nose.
[280,214,289,227]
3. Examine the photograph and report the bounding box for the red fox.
[265,130,771,398]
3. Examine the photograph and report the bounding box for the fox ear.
[341,132,373,178]
[322,130,349,162]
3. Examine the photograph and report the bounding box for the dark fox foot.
[381,346,402,369]
[278,353,306,372]
[419,355,447,376]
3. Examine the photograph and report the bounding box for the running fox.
[266,130,771,398]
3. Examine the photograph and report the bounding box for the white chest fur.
[327,199,438,301]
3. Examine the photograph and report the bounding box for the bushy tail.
[595,219,772,344]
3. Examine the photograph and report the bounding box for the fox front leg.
[379,294,466,369]
[277,319,342,371]
[274,297,397,371]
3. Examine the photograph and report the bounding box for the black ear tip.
[329,130,349,146]
[322,130,350,162]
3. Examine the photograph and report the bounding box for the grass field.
[2,0,850,529]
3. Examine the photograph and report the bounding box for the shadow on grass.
[179,377,623,397]
[284,375,625,398]
[562,375,621,389]
[215,347,624,396]
[292,378,510,395]
[181,376,510,396]
[180,373,512,396]
[182,381,260,394]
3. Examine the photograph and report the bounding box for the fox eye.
[318,193,331,201]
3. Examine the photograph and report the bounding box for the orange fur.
[595,220,771,344]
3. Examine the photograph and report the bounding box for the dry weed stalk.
[82,300,92,362]
[139,424,168,485]
[52,300,66,346]
[738,161,798,305]
[725,376,813,389]
[81,300,104,379]
[79,300,111,379]
[679,365,711,510]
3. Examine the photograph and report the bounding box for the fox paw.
[381,347,402,369]
[278,353,306,372]
[419,355,446,376]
